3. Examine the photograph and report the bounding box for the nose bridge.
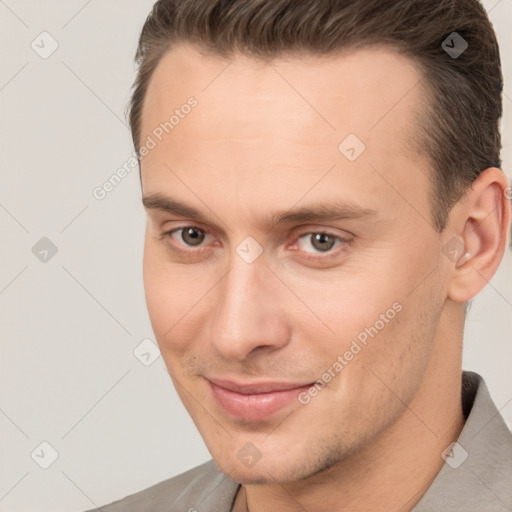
[209,255,289,360]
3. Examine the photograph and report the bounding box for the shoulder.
[84,459,240,512]
[414,371,512,511]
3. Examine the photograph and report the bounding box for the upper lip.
[207,377,313,395]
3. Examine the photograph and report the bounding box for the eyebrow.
[142,193,379,230]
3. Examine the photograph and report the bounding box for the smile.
[206,378,313,421]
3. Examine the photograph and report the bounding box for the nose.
[208,257,291,360]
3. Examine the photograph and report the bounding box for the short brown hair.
[129,0,503,231]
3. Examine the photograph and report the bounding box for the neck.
[234,304,466,512]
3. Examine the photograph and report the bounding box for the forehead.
[139,43,431,225]
[142,43,424,140]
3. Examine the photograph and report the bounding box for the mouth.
[206,377,314,421]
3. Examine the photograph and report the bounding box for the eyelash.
[159,226,349,260]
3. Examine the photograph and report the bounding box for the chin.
[213,453,314,485]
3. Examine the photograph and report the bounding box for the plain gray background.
[0,1,511,511]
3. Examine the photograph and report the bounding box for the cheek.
[289,271,400,346]
[143,249,166,329]
[143,242,184,345]
[143,241,214,363]
[289,251,436,387]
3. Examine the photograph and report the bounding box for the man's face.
[140,44,451,483]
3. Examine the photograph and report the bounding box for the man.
[87,0,512,510]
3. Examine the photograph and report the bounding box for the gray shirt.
[86,371,512,511]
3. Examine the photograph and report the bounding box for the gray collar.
[413,371,512,511]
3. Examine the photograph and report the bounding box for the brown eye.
[297,232,343,254]
[311,233,337,252]
[179,227,206,246]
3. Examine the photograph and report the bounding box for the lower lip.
[208,380,312,421]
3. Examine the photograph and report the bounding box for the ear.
[445,167,511,303]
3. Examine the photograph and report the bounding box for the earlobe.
[446,167,511,303]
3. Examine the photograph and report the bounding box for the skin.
[139,43,511,511]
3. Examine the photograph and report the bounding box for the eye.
[296,231,346,255]
[161,226,210,249]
